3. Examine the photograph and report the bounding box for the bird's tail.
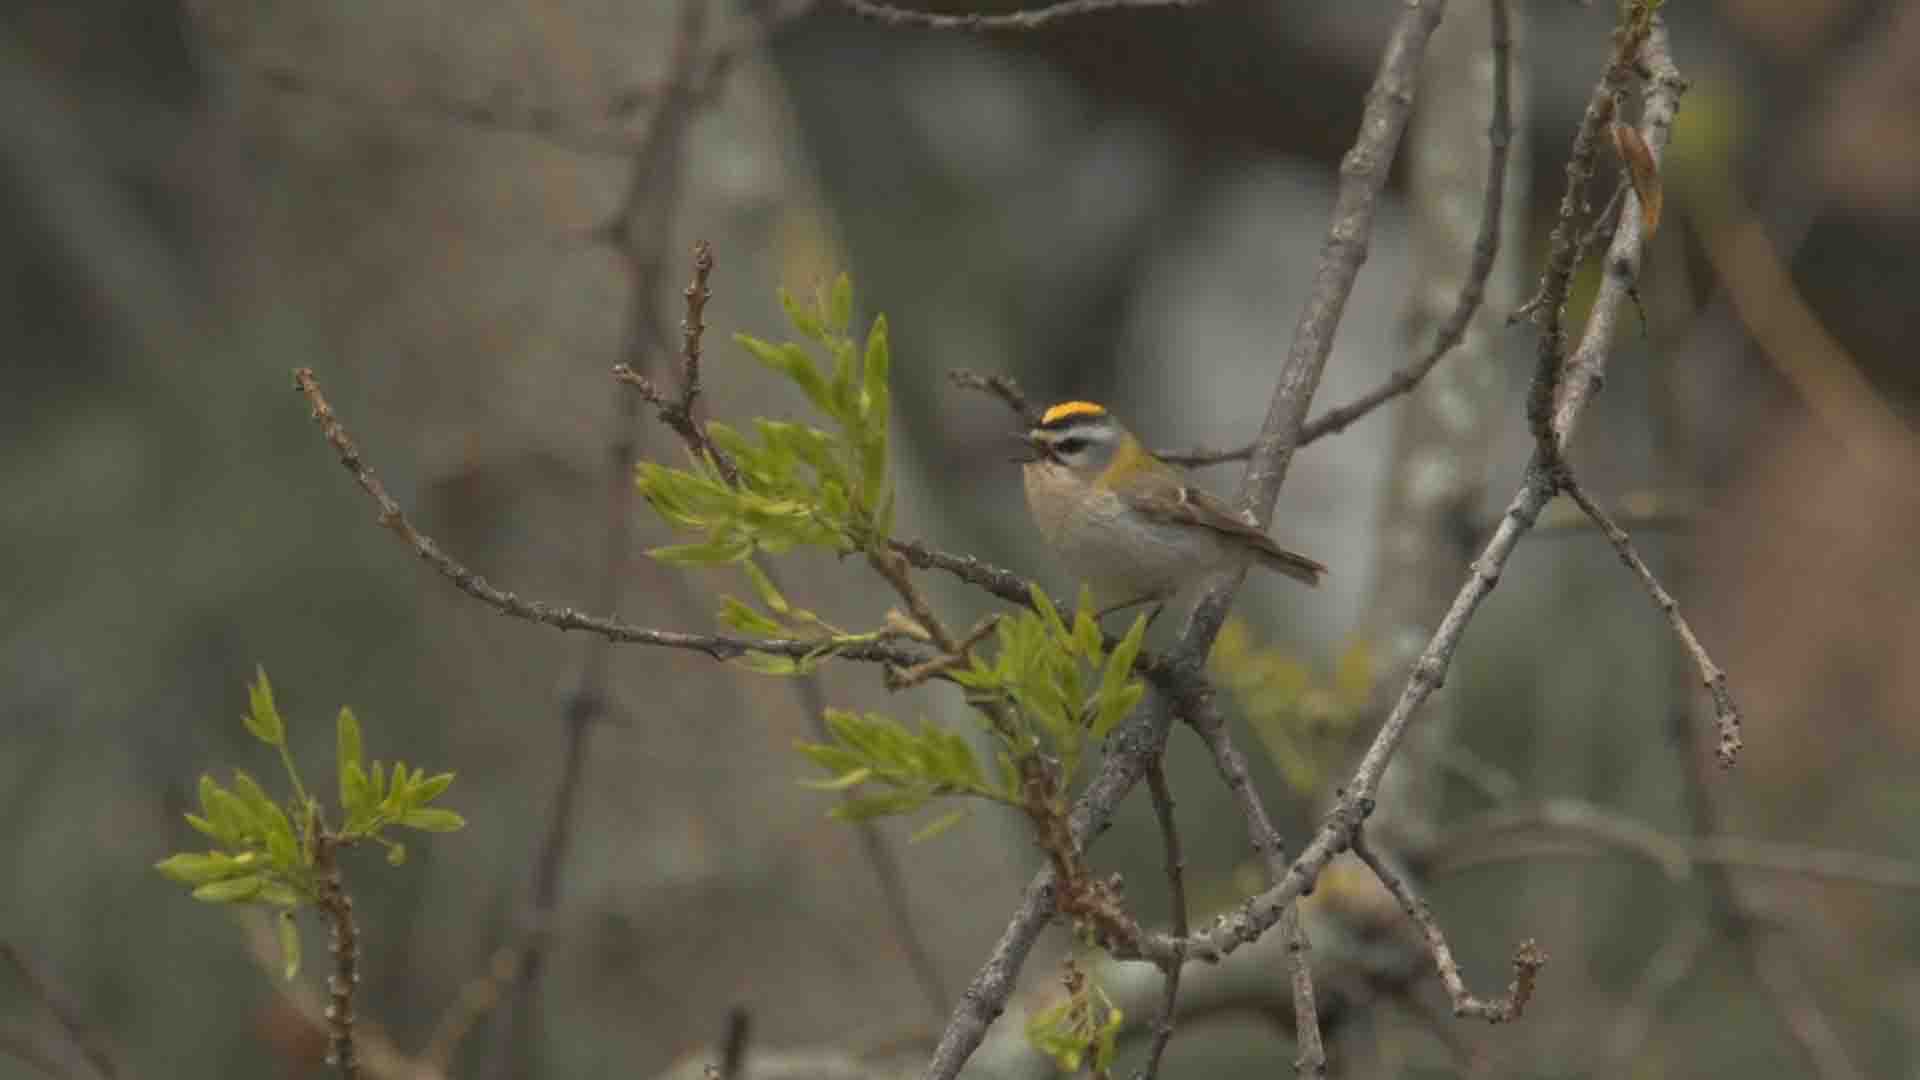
[1253,541,1327,587]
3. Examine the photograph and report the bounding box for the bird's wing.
[1124,484,1327,586]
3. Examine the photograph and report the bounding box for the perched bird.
[1020,400,1324,619]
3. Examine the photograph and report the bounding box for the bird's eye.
[1054,436,1089,455]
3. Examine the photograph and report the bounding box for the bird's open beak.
[1010,431,1048,465]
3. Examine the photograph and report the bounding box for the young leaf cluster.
[1209,620,1374,796]
[154,670,464,976]
[795,588,1147,835]
[952,587,1148,796]
[635,274,894,568]
[1026,971,1124,1075]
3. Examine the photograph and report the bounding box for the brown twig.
[293,367,931,670]
[1517,7,1650,466]
[924,2,1448,1073]
[836,0,1202,32]
[1137,762,1186,1080]
[1558,478,1741,765]
[615,246,744,488]
[1352,830,1543,1023]
[946,369,1038,428]
[888,538,1036,610]
[0,943,119,1080]
[310,835,361,1077]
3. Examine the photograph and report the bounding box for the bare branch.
[1352,831,1544,1023]
[1138,763,1186,1080]
[292,367,931,670]
[310,835,362,1077]
[947,368,1038,428]
[837,0,1203,33]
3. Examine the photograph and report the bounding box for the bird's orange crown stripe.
[1040,401,1107,425]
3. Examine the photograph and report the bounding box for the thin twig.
[924,2,1448,1073]
[1559,478,1741,765]
[310,835,361,1077]
[293,367,932,670]
[1352,831,1543,1023]
[837,0,1202,33]
[1137,762,1186,1080]
[0,944,119,1080]
[1286,915,1327,1078]
[1518,10,1649,465]
[1162,0,1513,469]
[947,369,1038,428]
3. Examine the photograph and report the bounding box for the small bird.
[1020,401,1325,619]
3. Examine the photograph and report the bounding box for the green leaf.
[736,652,801,676]
[277,912,302,980]
[1094,613,1150,738]
[1031,586,1068,645]
[155,852,243,886]
[649,537,752,566]
[829,790,930,821]
[798,766,872,792]
[827,273,853,334]
[259,882,303,908]
[244,667,284,746]
[861,314,891,423]
[336,707,363,787]
[778,288,827,343]
[412,772,455,804]
[397,808,466,833]
[719,596,786,637]
[192,875,265,903]
[908,807,969,844]
[741,560,789,615]
[736,334,832,411]
[184,813,219,839]
[342,760,370,817]
[387,842,408,866]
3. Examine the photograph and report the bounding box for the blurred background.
[4,0,1918,1076]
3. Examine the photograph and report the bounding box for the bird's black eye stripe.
[1054,436,1089,455]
